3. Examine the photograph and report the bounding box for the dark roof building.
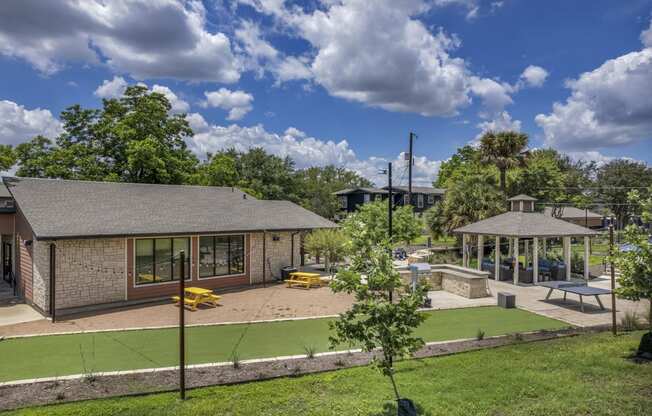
[0,177,335,316]
[335,185,444,215]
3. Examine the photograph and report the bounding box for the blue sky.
[1,0,651,185]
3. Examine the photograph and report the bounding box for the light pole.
[379,163,393,303]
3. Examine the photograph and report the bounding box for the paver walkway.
[488,276,647,327]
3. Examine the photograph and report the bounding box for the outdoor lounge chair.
[519,267,534,284]
[551,263,567,280]
[499,264,512,281]
[481,260,495,279]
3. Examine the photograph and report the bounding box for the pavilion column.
[494,236,500,280]
[524,240,529,267]
[533,237,539,284]
[584,236,590,281]
[477,235,484,271]
[542,238,547,257]
[508,239,513,257]
[563,236,572,281]
[513,237,519,284]
[462,234,468,268]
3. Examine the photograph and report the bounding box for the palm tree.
[479,130,529,193]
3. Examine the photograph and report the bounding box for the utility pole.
[179,250,186,400]
[388,162,393,240]
[407,132,415,207]
[609,221,617,336]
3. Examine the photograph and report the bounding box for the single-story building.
[543,206,604,229]
[0,177,336,316]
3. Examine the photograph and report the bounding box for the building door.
[2,241,11,283]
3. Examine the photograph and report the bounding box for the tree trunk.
[388,370,401,402]
[499,168,506,194]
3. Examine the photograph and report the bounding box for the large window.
[199,235,245,278]
[135,237,190,285]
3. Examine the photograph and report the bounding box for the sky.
[1,0,651,186]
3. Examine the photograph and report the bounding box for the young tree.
[478,130,528,193]
[303,228,347,274]
[613,189,652,357]
[341,201,421,271]
[330,242,428,408]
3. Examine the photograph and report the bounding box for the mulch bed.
[0,326,601,411]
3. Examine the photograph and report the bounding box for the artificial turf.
[0,306,567,382]
[7,331,651,416]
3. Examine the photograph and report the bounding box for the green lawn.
[9,331,652,416]
[0,307,566,382]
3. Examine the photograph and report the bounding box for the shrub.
[620,311,644,331]
[303,345,317,359]
[476,329,485,341]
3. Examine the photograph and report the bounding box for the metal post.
[407,132,414,207]
[49,243,56,323]
[262,231,267,288]
[179,250,186,400]
[388,162,393,303]
[388,162,393,241]
[609,223,617,336]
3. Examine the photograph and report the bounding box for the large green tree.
[0,145,16,172]
[478,130,529,193]
[295,165,373,219]
[597,160,652,228]
[15,86,197,184]
[426,173,505,239]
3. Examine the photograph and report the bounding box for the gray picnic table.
[537,281,612,312]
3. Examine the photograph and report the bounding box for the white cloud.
[0,100,62,146]
[641,19,652,48]
[151,85,190,114]
[469,77,514,116]
[519,65,549,88]
[535,29,652,151]
[202,88,254,120]
[475,111,522,139]
[94,76,128,99]
[0,0,240,82]
[186,114,440,185]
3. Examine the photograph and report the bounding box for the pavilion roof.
[453,211,599,238]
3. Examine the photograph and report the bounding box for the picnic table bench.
[285,272,325,289]
[537,281,611,312]
[172,287,221,311]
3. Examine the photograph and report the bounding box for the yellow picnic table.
[172,287,221,311]
[285,272,325,289]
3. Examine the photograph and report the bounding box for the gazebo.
[453,195,599,284]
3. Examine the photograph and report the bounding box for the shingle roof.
[333,187,387,195]
[507,194,537,201]
[0,182,11,198]
[543,206,603,219]
[4,177,337,240]
[382,186,445,195]
[453,211,599,238]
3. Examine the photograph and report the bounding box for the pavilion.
[453,195,599,285]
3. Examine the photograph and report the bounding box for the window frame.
[427,194,435,204]
[340,195,348,209]
[198,234,247,280]
[417,194,424,208]
[133,236,192,287]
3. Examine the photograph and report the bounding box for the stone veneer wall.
[249,231,301,284]
[32,238,126,311]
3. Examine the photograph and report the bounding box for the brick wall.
[249,232,301,284]
[33,238,126,311]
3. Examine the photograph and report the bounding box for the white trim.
[196,233,247,280]
[132,236,192,289]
